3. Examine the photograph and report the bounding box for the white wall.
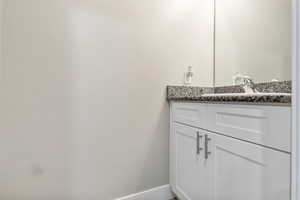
[0,0,214,200]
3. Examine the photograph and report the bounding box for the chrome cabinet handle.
[197,131,203,155]
[205,134,211,159]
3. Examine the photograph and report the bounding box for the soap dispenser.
[184,66,194,86]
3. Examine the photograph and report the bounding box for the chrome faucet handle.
[241,77,258,93]
[241,77,253,87]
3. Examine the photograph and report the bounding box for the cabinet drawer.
[171,103,206,128]
[206,104,291,152]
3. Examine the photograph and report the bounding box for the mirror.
[214,0,292,86]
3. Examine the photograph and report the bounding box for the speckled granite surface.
[255,80,291,93]
[214,80,292,94]
[167,86,214,99]
[167,81,291,104]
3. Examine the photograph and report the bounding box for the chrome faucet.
[241,77,258,93]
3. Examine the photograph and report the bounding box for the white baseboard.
[115,184,175,200]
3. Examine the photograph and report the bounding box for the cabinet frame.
[170,102,292,200]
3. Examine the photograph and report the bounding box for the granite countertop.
[167,81,292,105]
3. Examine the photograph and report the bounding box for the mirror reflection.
[215,0,292,86]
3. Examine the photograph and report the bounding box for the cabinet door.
[206,132,290,200]
[172,123,212,200]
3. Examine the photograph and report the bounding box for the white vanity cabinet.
[170,102,291,200]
